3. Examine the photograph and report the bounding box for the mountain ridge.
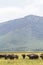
[0,15,43,51]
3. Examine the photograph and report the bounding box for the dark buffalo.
[22,54,26,59]
[27,54,39,59]
[4,54,18,60]
[9,55,15,60]
[0,54,6,58]
[14,55,18,59]
[4,54,10,59]
[4,55,9,59]
[0,55,4,58]
[40,54,43,59]
[4,54,15,60]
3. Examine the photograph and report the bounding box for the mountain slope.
[0,15,43,51]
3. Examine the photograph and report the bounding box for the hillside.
[0,15,43,51]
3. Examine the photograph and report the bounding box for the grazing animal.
[40,54,43,59]
[4,55,8,59]
[9,55,15,60]
[0,54,6,58]
[14,55,18,59]
[4,54,18,60]
[22,54,26,59]
[27,54,39,59]
[5,54,15,60]
[0,55,4,58]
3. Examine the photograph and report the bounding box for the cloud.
[0,0,43,23]
[23,0,43,16]
[0,7,25,23]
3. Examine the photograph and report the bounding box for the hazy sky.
[0,0,43,23]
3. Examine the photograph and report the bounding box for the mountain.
[0,15,43,51]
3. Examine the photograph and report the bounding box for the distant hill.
[0,15,43,51]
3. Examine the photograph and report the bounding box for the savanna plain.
[0,52,43,65]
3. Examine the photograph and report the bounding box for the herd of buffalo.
[0,54,43,60]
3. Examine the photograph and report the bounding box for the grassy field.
[0,52,43,65]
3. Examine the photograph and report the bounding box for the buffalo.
[4,54,19,60]
[14,55,18,59]
[22,54,26,59]
[0,54,6,58]
[40,54,43,59]
[5,54,15,60]
[27,54,39,59]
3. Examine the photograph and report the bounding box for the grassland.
[0,52,43,65]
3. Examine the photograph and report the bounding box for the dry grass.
[0,52,43,65]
